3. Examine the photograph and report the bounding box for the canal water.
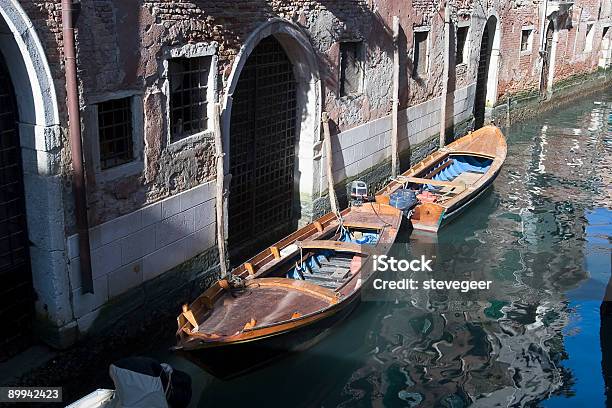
[158,90,612,407]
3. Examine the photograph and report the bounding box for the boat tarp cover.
[105,358,169,408]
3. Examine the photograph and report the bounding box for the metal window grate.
[169,56,210,141]
[98,97,134,170]
[0,53,33,361]
[228,36,297,257]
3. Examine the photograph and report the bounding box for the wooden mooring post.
[212,103,228,278]
[391,16,400,178]
[322,112,339,214]
[507,97,511,127]
[439,1,451,148]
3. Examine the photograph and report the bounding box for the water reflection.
[166,92,612,408]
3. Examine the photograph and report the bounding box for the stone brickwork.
[64,180,216,326]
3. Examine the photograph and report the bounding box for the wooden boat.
[175,203,402,379]
[378,125,507,232]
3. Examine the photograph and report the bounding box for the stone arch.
[221,18,322,244]
[0,1,73,343]
[473,13,501,128]
[540,18,559,98]
[484,13,502,108]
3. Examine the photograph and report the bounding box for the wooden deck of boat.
[448,125,503,157]
[197,282,333,336]
[437,171,483,195]
[341,203,398,229]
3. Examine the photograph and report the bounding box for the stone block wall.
[496,0,611,102]
[15,0,612,229]
[65,181,216,332]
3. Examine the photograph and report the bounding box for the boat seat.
[437,171,482,194]
[396,176,465,189]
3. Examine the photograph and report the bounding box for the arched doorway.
[0,51,33,360]
[228,36,298,261]
[474,17,498,129]
[540,23,555,98]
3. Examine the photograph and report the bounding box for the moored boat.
[175,203,402,379]
[378,125,507,232]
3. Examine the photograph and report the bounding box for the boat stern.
[410,202,445,232]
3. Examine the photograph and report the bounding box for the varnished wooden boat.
[378,125,507,232]
[175,203,402,378]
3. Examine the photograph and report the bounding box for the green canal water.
[161,90,612,407]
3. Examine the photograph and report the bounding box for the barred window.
[98,97,134,170]
[340,41,364,96]
[413,31,428,78]
[456,26,469,65]
[169,56,211,141]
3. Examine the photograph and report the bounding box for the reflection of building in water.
[339,101,612,406]
[602,262,612,407]
[338,299,567,407]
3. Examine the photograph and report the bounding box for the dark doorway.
[228,36,298,263]
[540,24,554,98]
[474,18,496,130]
[0,52,34,361]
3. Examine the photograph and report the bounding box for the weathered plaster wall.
[18,0,612,227]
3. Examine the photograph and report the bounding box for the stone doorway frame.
[539,19,558,99]
[221,19,322,231]
[0,1,74,346]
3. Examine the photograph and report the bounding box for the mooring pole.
[212,103,228,278]
[439,1,451,148]
[391,16,400,178]
[506,97,511,127]
[322,112,339,214]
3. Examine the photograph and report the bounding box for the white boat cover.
[66,357,191,408]
[104,362,169,408]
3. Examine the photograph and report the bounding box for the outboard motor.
[350,180,369,206]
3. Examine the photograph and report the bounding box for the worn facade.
[0,0,610,351]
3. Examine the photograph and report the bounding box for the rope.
[369,202,394,228]
[225,273,249,297]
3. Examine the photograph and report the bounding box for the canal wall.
[492,69,612,126]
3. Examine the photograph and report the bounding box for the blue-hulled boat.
[379,125,507,232]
